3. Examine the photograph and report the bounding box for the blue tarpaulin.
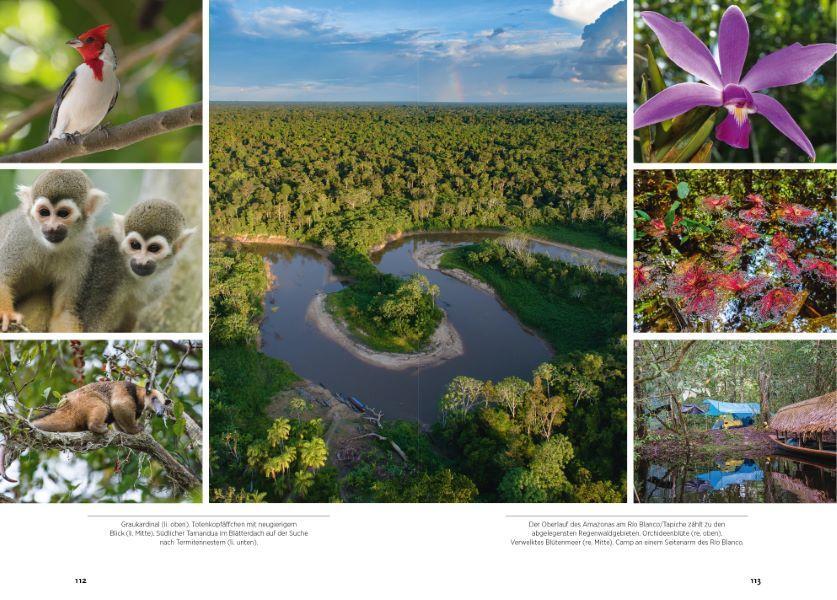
[694,460,764,490]
[701,399,760,419]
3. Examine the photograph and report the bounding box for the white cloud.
[230,4,337,38]
[549,0,619,24]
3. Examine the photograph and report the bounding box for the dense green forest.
[208,104,627,502]
[210,104,627,253]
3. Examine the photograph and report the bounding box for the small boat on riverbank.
[770,392,837,459]
[348,396,366,413]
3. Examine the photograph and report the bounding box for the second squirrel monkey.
[78,198,195,332]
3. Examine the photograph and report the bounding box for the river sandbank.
[306,292,464,370]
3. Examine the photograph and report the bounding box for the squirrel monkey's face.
[30,197,81,244]
[112,212,194,279]
[16,177,105,249]
[121,232,173,277]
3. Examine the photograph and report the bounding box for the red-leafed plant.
[634,170,835,332]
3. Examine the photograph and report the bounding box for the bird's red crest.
[78,24,111,42]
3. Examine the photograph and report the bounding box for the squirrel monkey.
[78,198,195,332]
[0,170,106,332]
[31,380,171,435]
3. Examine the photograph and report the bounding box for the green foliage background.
[634,0,837,162]
[0,0,202,162]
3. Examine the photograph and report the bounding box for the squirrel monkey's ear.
[173,227,197,254]
[111,213,126,242]
[15,185,33,210]
[85,188,108,218]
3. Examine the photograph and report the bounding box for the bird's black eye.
[85,37,94,43]
[130,241,141,250]
[57,209,69,218]
[38,208,50,217]
[148,244,161,253]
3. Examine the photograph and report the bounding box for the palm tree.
[298,438,328,470]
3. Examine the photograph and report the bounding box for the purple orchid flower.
[634,5,837,159]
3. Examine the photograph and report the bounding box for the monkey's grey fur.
[0,170,105,332]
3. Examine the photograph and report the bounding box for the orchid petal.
[740,43,837,92]
[752,93,815,159]
[641,11,723,89]
[634,83,722,129]
[715,113,752,149]
[717,6,749,85]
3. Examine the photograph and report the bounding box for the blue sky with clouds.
[210,0,626,102]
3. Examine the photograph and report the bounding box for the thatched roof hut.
[770,391,837,435]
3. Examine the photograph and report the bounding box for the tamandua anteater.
[31,381,170,435]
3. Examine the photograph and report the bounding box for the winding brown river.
[253,233,623,423]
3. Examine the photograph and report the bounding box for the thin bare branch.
[0,103,201,163]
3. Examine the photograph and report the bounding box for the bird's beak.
[66,38,83,48]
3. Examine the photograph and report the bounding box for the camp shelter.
[702,399,760,419]
[681,403,705,414]
[770,391,836,453]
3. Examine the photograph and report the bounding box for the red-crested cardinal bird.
[48,24,119,142]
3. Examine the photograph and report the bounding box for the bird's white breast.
[51,50,118,138]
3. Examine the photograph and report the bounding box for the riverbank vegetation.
[209,243,627,502]
[441,238,625,354]
[210,104,626,255]
[326,247,443,353]
[209,243,339,501]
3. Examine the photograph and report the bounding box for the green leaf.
[664,201,680,227]
[634,230,647,240]
[43,387,51,401]
[681,218,712,233]
[634,209,651,221]
[644,45,671,132]
[676,182,690,199]
[645,45,666,96]
[638,76,652,162]
[658,112,718,162]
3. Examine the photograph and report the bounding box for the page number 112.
[75,578,87,584]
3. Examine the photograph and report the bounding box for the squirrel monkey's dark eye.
[164,398,171,405]
[130,241,141,250]
[39,208,50,217]
[148,244,161,253]
[57,209,69,218]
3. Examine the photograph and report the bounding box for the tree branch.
[0,12,202,143]
[0,413,200,491]
[0,103,201,163]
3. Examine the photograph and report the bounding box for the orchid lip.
[721,84,755,125]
